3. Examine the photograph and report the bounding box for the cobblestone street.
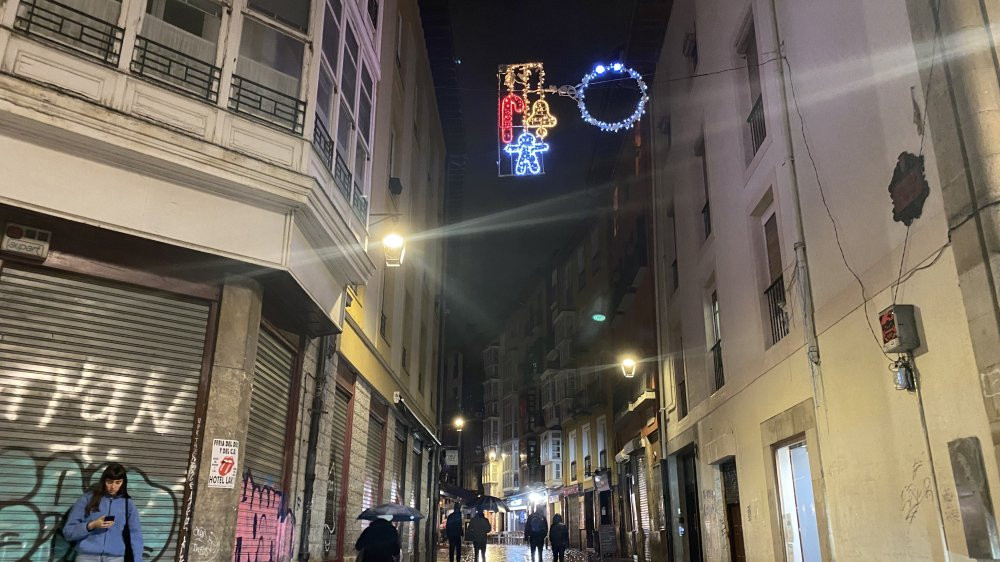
[435,544,593,562]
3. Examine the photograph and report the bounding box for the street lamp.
[382,232,406,267]
[454,416,465,431]
[621,356,638,378]
[488,449,497,461]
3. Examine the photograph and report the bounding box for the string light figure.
[504,132,549,175]
[498,92,526,144]
[576,62,649,132]
[496,60,651,176]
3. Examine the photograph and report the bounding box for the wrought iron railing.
[228,75,305,134]
[765,275,790,345]
[712,340,724,391]
[334,151,352,200]
[584,455,592,475]
[748,95,766,155]
[702,200,712,238]
[131,36,220,102]
[312,117,334,171]
[351,184,368,219]
[14,0,123,65]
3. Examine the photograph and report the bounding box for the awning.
[615,437,642,464]
[439,482,477,502]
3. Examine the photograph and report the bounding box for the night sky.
[443,0,639,353]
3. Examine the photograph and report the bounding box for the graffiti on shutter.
[323,388,351,557]
[0,266,209,562]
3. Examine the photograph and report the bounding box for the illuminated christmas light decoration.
[498,92,526,144]
[504,132,549,175]
[523,97,557,139]
[576,62,649,132]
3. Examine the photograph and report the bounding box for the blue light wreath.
[576,62,650,132]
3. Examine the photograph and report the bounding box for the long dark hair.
[85,463,129,515]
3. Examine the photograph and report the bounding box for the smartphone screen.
[105,515,116,522]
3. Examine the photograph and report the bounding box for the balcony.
[570,460,577,481]
[131,36,220,102]
[584,455,592,476]
[748,95,766,155]
[312,117,335,171]
[351,183,369,220]
[712,340,724,391]
[229,74,305,135]
[765,275,790,346]
[611,224,649,314]
[14,0,123,65]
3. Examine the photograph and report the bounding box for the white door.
[775,440,821,561]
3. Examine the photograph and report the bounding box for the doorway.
[721,460,746,561]
[775,440,821,561]
[678,450,703,561]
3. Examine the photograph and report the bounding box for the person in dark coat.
[549,513,569,562]
[355,516,401,562]
[466,509,491,561]
[524,506,548,562]
[445,504,464,562]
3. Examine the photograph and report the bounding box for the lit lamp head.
[621,356,638,378]
[382,233,406,267]
[454,416,465,431]
[529,492,544,504]
[488,449,497,461]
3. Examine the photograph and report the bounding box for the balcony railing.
[312,117,335,171]
[570,460,577,481]
[130,36,220,102]
[765,275,790,345]
[14,0,123,65]
[229,74,305,134]
[351,184,368,220]
[334,152,353,200]
[712,340,724,391]
[748,95,766,155]
[584,455,592,476]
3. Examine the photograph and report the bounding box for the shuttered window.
[636,453,652,559]
[391,422,407,504]
[363,414,385,510]
[323,387,352,558]
[244,328,296,485]
[0,266,209,562]
[408,439,423,553]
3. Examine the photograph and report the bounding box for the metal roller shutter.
[392,423,406,504]
[363,415,385,510]
[0,266,209,562]
[636,453,651,560]
[244,329,295,485]
[323,387,351,558]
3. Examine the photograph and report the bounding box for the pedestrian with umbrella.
[355,504,423,562]
[445,504,464,562]
[466,509,491,562]
[466,495,509,514]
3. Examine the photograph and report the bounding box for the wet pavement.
[435,544,593,562]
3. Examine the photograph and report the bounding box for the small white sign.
[444,449,459,466]
[1,224,50,260]
[208,439,239,488]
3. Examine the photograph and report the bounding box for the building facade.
[650,0,1000,560]
[0,0,446,560]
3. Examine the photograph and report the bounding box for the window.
[596,417,607,468]
[775,440,822,561]
[696,136,711,239]
[739,16,766,157]
[763,212,789,345]
[710,290,724,390]
[248,0,310,31]
[582,424,591,474]
[675,334,688,418]
[568,430,577,481]
[236,17,304,96]
[366,0,379,29]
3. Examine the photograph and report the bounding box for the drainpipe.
[767,0,831,556]
[298,335,332,561]
[645,98,676,561]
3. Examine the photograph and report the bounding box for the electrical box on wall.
[880,304,920,353]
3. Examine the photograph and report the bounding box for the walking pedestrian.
[549,513,569,562]
[466,509,491,562]
[355,515,401,562]
[445,504,464,562]
[62,463,144,562]
[525,506,548,562]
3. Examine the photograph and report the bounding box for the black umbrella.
[357,503,424,522]
[466,495,509,513]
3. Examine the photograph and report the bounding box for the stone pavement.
[435,544,594,562]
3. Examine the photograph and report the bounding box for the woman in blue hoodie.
[63,463,144,562]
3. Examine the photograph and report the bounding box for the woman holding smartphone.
[63,463,144,562]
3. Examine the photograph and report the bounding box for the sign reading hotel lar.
[208,439,239,488]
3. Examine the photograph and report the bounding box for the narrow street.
[434,545,593,562]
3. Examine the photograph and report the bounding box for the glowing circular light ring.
[576,62,649,132]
